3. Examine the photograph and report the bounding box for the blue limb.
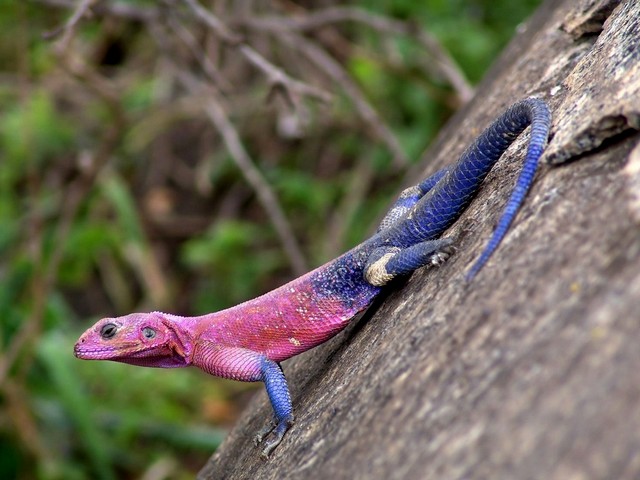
[364,238,455,286]
[383,98,551,279]
[254,358,294,458]
[377,166,451,232]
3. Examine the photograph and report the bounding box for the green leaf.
[0,89,74,166]
[99,173,145,243]
[37,333,117,480]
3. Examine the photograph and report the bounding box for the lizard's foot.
[258,358,294,457]
[255,416,295,459]
[364,238,455,286]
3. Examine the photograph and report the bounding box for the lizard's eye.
[100,323,117,340]
[142,327,156,339]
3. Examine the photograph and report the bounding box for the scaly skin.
[75,98,551,457]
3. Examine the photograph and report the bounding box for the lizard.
[74,97,551,458]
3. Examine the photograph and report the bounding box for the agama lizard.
[75,98,551,457]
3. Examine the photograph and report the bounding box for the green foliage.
[59,220,117,285]
[38,333,116,480]
[122,77,159,115]
[31,331,228,479]
[0,1,542,478]
[183,220,282,311]
[1,90,75,165]
[272,168,340,225]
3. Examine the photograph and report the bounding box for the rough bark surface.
[199,0,640,478]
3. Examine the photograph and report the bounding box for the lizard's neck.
[158,313,203,364]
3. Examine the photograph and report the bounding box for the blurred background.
[0,1,541,478]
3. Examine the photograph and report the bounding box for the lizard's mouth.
[73,341,152,360]
[74,341,186,367]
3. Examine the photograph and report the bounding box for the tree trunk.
[199,0,640,478]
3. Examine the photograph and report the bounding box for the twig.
[179,0,241,43]
[181,0,333,105]
[42,0,97,49]
[165,15,233,91]
[0,46,127,387]
[36,0,159,22]
[184,75,309,274]
[281,31,409,167]
[38,1,469,104]
[0,124,123,388]
[181,73,308,275]
[239,6,473,103]
[144,16,310,275]
[4,379,52,468]
[323,160,377,260]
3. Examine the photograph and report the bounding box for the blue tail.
[384,97,551,280]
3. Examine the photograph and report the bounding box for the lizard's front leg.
[254,358,294,458]
[364,238,455,286]
[192,344,294,457]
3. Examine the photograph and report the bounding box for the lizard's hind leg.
[364,238,454,286]
[377,167,451,232]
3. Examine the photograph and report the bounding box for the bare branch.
[147,21,308,274]
[179,0,241,43]
[34,0,470,274]
[36,0,159,22]
[42,0,98,50]
[0,89,125,388]
[165,15,233,91]
[175,70,309,275]
[280,31,409,167]
[239,6,473,103]
[181,0,333,105]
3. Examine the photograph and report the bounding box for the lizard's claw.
[255,416,294,459]
[254,419,276,446]
[430,245,456,267]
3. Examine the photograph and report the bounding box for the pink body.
[75,246,380,380]
[190,275,359,362]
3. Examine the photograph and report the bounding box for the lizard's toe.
[430,245,456,266]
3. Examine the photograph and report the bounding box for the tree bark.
[199,0,640,478]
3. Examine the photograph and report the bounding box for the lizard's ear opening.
[158,317,190,359]
[142,326,156,340]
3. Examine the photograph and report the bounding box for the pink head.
[74,312,193,368]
